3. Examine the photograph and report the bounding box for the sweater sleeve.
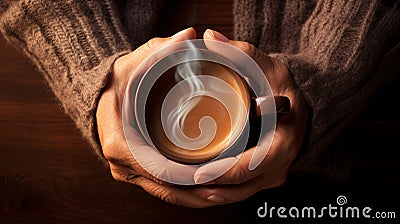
[234,0,400,178]
[0,0,133,163]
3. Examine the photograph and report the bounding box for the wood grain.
[1,0,399,223]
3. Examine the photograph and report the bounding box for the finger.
[104,120,198,186]
[203,30,272,96]
[102,131,167,186]
[194,129,274,185]
[114,125,199,185]
[194,173,286,205]
[99,101,196,186]
[129,27,197,62]
[194,129,285,185]
[114,27,197,80]
[194,151,253,185]
[203,30,289,95]
[132,176,219,208]
[203,29,273,72]
[194,157,238,184]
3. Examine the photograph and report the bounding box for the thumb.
[129,27,197,63]
[203,29,274,73]
[114,27,197,82]
[111,27,197,103]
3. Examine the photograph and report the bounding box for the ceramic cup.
[122,39,289,185]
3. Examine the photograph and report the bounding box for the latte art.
[145,61,250,164]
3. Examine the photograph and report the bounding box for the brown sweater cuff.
[0,0,132,163]
[75,51,131,165]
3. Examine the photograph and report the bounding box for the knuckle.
[148,175,169,186]
[228,165,249,185]
[110,167,140,184]
[271,57,288,74]
[121,173,140,185]
[113,54,126,70]
[110,169,123,182]
[102,140,117,161]
[155,187,180,206]
[240,42,257,56]
[164,193,180,206]
[102,138,131,165]
[146,37,162,49]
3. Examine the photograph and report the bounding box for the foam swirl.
[161,72,247,151]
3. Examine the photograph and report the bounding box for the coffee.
[145,60,250,164]
[123,39,290,185]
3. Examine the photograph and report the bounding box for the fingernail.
[195,175,214,184]
[206,29,229,42]
[207,195,226,204]
[171,27,191,38]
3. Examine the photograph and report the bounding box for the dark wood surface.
[1,1,399,223]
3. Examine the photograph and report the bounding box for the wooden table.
[1,1,399,223]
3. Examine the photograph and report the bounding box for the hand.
[97,27,309,207]
[189,29,310,204]
[96,28,223,207]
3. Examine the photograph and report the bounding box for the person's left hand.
[188,29,310,205]
[97,28,224,208]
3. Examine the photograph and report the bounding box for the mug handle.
[251,95,290,119]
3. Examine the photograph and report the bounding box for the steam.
[160,50,246,151]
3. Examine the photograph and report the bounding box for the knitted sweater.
[0,0,155,161]
[1,0,399,179]
[233,0,399,178]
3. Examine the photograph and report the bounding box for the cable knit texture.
[0,0,155,163]
[234,0,400,179]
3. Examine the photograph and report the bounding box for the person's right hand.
[188,29,310,205]
[96,28,224,208]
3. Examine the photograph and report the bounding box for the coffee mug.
[122,39,289,185]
